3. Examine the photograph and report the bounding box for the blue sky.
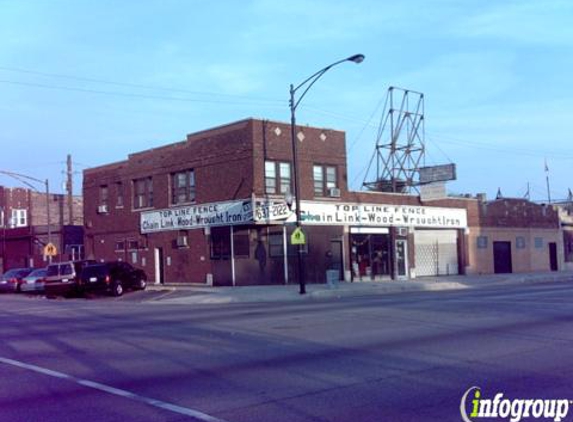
[0,0,572,201]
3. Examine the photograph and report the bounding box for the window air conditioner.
[97,205,109,214]
[397,227,408,237]
[177,236,189,247]
[328,187,341,198]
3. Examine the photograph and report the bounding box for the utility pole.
[66,154,73,224]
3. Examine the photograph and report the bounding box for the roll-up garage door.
[414,230,459,276]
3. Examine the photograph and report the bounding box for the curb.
[144,272,573,305]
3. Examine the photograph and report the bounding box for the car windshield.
[46,265,59,276]
[2,269,22,278]
[61,264,73,276]
[27,269,47,278]
[5,268,30,278]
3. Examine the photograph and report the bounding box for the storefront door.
[493,241,512,274]
[549,242,558,271]
[154,247,165,284]
[350,231,391,281]
[395,239,408,279]
[330,240,343,280]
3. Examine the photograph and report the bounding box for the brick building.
[450,196,562,274]
[83,118,563,286]
[0,186,84,271]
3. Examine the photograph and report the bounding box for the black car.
[80,261,147,296]
[44,260,97,297]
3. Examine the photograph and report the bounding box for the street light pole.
[289,54,365,295]
[45,178,52,264]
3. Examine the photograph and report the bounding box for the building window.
[127,240,139,250]
[10,209,27,228]
[516,236,526,249]
[172,170,196,205]
[210,227,231,259]
[99,185,109,206]
[269,232,284,257]
[116,182,124,208]
[114,241,125,252]
[265,161,276,194]
[477,236,488,249]
[313,165,337,197]
[265,161,291,195]
[176,231,189,248]
[233,227,250,258]
[133,177,153,209]
[534,237,543,249]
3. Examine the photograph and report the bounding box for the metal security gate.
[414,230,459,277]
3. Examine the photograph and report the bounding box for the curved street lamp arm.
[0,171,39,192]
[0,170,46,188]
[0,169,53,261]
[291,54,364,111]
[292,67,331,111]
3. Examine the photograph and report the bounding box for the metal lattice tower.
[363,86,425,193]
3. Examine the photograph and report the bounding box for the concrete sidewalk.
[145,271,573,305]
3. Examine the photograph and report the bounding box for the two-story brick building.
[0,186,84,271]
[83,118,563,286]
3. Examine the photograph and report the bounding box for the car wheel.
[112,282,124,297]
[137,278,147,290]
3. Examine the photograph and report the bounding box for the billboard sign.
[419,164,456,184]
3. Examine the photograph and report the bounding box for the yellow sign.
[44,242,58,257]
[290,227,306,245]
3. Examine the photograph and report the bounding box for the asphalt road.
[1,281,573,422]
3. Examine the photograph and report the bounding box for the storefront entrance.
[350,228,391,281]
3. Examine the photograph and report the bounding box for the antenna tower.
[362,86,425,193]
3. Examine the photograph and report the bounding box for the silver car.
[20,268,48,292]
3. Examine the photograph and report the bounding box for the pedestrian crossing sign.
[44,242,57,257]
[290,227,306,245]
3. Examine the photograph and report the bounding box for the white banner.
[298,202,467,228]
[141,199,253,233]
[140,198,468,233]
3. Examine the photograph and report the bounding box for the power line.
[347,96,385,154]
[426,131,573,159]
[425,135,454,163]
[0,79,286,108]
[0,65,283,103]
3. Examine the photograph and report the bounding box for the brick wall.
[30,192,83,226]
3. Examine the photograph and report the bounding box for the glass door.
[395,239,408,279]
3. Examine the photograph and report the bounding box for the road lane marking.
[0,356,229,422]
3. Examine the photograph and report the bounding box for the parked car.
[20,268,48,293]
[44,260,97,297]
[0,268,34,293]
[80,261,147,297]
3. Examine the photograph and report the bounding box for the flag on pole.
[545,159,549,172]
